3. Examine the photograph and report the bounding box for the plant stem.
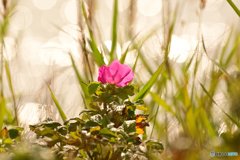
[226,0,240,17]
[150,105,159,139]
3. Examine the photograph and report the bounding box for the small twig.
[86,150,93,160]
[82,35,94,82]
[81,81,88,86]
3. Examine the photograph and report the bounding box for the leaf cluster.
[0,127,23,153]
[30,83,163,160]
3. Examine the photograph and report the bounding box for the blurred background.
[1,0,240,159]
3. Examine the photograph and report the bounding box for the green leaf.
[102,115,111,128]
[150,92,176,116]
[68,123,79,132]
[118,87,129,100]
[43,121,61,129]
[99,92,115,103]
[3,138,13,144]
[91,114,103,123]
[29,125,37,131]
[133,61,165,101]
[8,129,19,139]
[133,99,147,111]
[88,82,100,95]
[64,117,86,126]
[14,127,24,132]
[0,148,6,152]
[99,128,116,137]
[79,109,98,117]
[57,126,67,135]
[123,85,134,96]
[145,140,164,153]
[109,0,118,63]
[67,119,84,132]
[123,120,136,134]
[35,127,54,137]
[135,105,148,111]
[47,84,67,121]
[82,121,100,130]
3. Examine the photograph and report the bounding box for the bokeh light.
[201,23,230,48]
[137,0,162,16]
[205,0,223,11]
[2,37,16,61]
[41,9,64,33]
[61,0,78,24]
[58,24,81,59]
[9,6,33,30]
[39,37,71,66]
[20,37,46,64]
[32,0,57,10]
[169,35,198,63]
[98,40,122,65]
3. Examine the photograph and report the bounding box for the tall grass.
[0,0,18,130]
[68,1,240,159]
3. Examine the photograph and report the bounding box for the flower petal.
[98,60,134,87]
[98,65,106,83]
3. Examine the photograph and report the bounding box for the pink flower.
[98,60,134,87]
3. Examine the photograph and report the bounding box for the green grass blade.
[186,107,197,138]
[199,82,240,131]
[199,83,218,106]
[226,0,240,17]
[150,104,159,139]
[120,24,160,64]
[132,52,140,73]
[202,35,232,79]
[132,61,165,101]
[87,40,105,67]
[5,61,18,126]
[109,0,118,63]
[82,3,105,67]
[0,97,6,130]
[119,32,140,64]
[199,108,216,138]
[150,92,176,116]
[139,53,154,75]
[219,30,232,66]
[224,35,240,67]
[211,60,231,79]
[119,47,129,64]
[184,79,191,108]
[69,53,90,107]
[47,84,67,121]
[221,109,240,128]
